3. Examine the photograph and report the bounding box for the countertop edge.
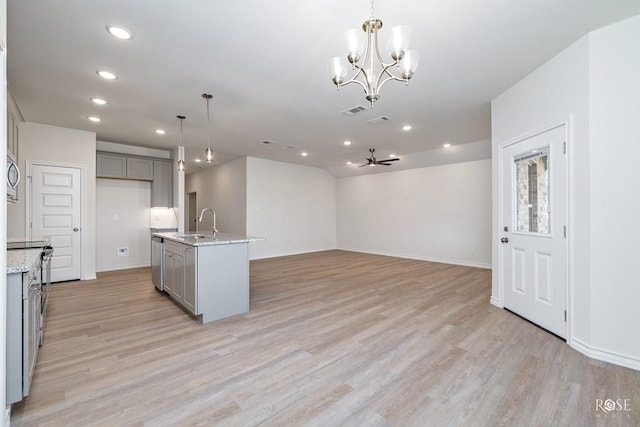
[153,232,265,247]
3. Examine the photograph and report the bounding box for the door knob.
[501,237,509,243]
[73,227,79,232]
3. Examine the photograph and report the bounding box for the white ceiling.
[7,1,640,177]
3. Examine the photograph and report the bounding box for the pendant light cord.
[206,97,211,149]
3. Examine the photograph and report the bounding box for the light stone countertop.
[153,231,264,247]
[7,249,43,274]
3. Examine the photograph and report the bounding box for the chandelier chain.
[370,0,375,18]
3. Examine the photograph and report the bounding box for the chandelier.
[202,93,214,162]
[329,0,419,106]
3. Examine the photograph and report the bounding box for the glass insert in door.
[515,147,550,234]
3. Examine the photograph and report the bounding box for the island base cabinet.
[163,240,184,302]
[196,242,250,323]
[160,239,248,322]
[183,246,197,313]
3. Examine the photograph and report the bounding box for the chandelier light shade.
[177,115,186,172]
[202,93,214,163]
[329,0,419,106]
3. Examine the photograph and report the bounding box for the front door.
[500,125,567,338]
[31,164,82,282]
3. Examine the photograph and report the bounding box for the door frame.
[495,119,572,339]
[25,160,85,280]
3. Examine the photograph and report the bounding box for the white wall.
[8,122,97,280]
[186,157,247,235]
[492,14,640,370]
[97,140,171,159]
[337,159,492,268]
[246,157,336,259]
[96,179,152,272]
[492,35,591,344]
[588,15,640,366]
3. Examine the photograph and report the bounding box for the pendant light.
[177,115,186,171]
[202,93,214,162]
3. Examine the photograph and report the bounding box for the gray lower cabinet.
[151,160,173,207]
[163,240,183,301]
[160,239,249,323]
[183,246,197,312]
[6,262,41,404]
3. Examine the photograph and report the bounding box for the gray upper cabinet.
[97,152,156,181]
[7,110,19,157]
[151,160,173,207]
[98,152,173,206]
[126,157,154,181]
[97,153,127,178]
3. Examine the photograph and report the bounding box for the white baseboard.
[249,246,337,261]
[5,406,11,427]
[490,296,502,308]
[336,247,492,270]
[82,274,97,281]
[570,337,640,371]
[96,262,150,273]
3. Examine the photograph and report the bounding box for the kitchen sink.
[177,233,209,239]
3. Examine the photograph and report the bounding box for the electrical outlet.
[471,249,476,256]
[117,247,129,257]
[113,214,119,221]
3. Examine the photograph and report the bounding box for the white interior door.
[31,164,81,282]
[500,125,567,338]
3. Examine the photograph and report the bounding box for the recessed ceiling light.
[402,125,412,131]
[346,161,353,165]
[91,97,107,105]
[106,25,133,40]
[155,129,166,135]
[194,159,202,163]
[88,116,101,123]
[443,143,452,148]
[97,70,117,80]
[301,152,308,157]
[390,153,396,157]
[343,140,352,146]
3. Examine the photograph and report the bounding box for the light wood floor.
[10,250,640,426]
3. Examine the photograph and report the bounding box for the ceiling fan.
[360,148,400,167]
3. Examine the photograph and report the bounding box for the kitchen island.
[153,232,262,323]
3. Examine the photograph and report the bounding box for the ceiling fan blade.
[359,163,369,168]
[376,162,392,166]
[378,158,399,162]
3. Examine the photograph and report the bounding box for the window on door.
[515,147,550,234]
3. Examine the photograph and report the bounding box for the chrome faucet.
[198,208,218,234]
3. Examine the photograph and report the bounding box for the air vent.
[261,140,273,145]
[282,144,298,150]
[341,105,368,116]
[366,116,391,125]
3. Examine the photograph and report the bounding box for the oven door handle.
[7,160,20,189]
